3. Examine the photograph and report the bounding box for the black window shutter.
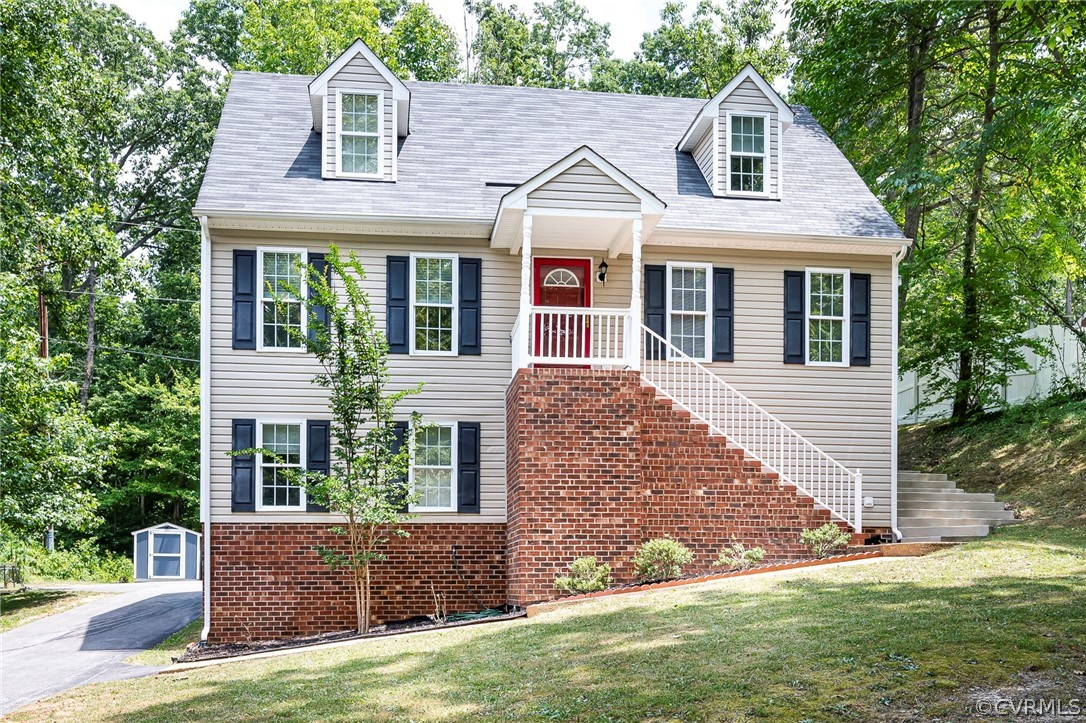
[459,258,482,355]
[457,422,481,513]
[231,419,256,512]
[306,420,330,512]
[783,271,806,364]
[850,273,872,366]
[390,421,410,511]
[232,250,256,350]
[386,256,409,353]
[712,267,734,362]
[644,264,666,359]
[307,252,331,343]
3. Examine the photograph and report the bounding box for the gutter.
[890,243,908,542]
[199,215,213,641]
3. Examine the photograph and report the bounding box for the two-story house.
[195,39,914,643]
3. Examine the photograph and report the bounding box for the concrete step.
[898,471,950,482]
[899,523,990,541]
[899,484,965,493]
[899,499,1012,514]
[898,477,958,490]
[899,490,997,503]
[899,516,998,528]
[899,508,1016,523]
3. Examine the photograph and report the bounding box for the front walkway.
[0,581,201,715]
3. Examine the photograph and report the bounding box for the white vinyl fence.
[898,325,1084,424]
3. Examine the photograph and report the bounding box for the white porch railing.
[641,324,862,530]
[515,306,633,367]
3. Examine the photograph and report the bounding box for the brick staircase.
[897,470,1019,542]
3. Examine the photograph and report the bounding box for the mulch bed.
[177,607,524,663]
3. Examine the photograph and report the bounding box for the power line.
[115,220,202,235]
[50,338,199,364]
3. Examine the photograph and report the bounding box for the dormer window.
[337,91,383,178]
[728,113,768,195]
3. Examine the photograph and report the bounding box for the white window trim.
[335,88,384,180]
[256,247,308,353]
[409,421,458,513]
[409,251,459,357]
[255,420,308,512]
[665,261,713,363]
[725,110,771,198]
[148,530,185,579]
[805,267,851,368]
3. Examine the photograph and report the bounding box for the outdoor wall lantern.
[596,260,609,285]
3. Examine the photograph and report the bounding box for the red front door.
[533,258,591,362]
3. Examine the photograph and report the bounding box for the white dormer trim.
[335,89,385,180]
[309,38,410,137]
[677,64,793,153]
[723,110,771,198]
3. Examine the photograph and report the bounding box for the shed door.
[151,532,183,578]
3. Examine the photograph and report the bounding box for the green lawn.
[0,588,100,633]
[127,618,204,666]
[11,524,1086,722]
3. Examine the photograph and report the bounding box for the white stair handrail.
[640,323,862,530]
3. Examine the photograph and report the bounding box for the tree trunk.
[79,264,98,407]
[952,6,1001,422]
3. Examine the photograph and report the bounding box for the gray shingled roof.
[195,72,904,239]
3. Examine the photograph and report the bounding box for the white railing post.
[854,470,863,532]
[628,217,643,371]
[519,214,533,367]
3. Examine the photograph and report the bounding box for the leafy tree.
[466,0,611,88]
[182,0,461,79]
[267,248,423,634]
[589,0,787,97]
[791,1,1086,420]
[0,276,112,539]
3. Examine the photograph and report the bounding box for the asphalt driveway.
[0,580,201,715]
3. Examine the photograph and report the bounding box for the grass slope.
[0,589,100,632]
[900,397,1086,525]
[127,618,203,667]
[11,525,1086,722]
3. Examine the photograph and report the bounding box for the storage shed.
[131,523,201,580]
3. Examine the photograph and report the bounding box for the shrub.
[713,541,766,571]
[554,556,612,595]
[800,523,852,559]
[0,532,133,583]
[632,538,694,581]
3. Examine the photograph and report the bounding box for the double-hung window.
[338,91,381,177]
[411,253,457,354]
[410,423,456,512]
[728,113,768,194]
[666,262,712,362]
[258,248,306,351]
[806,269,849,366]
[257,422,306,510]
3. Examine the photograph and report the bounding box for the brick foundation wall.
[506,368,841,606]
[207,522,505,643]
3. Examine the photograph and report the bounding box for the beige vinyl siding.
[323,53,395,181]
[526,160,641,212]
[691,124,716,193]
[209,231,620,524]
[633,247,893,526]
[717,78,779,198]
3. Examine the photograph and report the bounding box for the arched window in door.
[543,268,580,288]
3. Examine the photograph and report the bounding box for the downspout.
[890,243,908,542]
[199,215,213,641]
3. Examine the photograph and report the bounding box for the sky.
[111,0,787,61]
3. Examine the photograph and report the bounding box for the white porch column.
[518,213,533,367]
[629,217,643,371]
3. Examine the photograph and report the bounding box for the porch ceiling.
[492,209,656,257]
